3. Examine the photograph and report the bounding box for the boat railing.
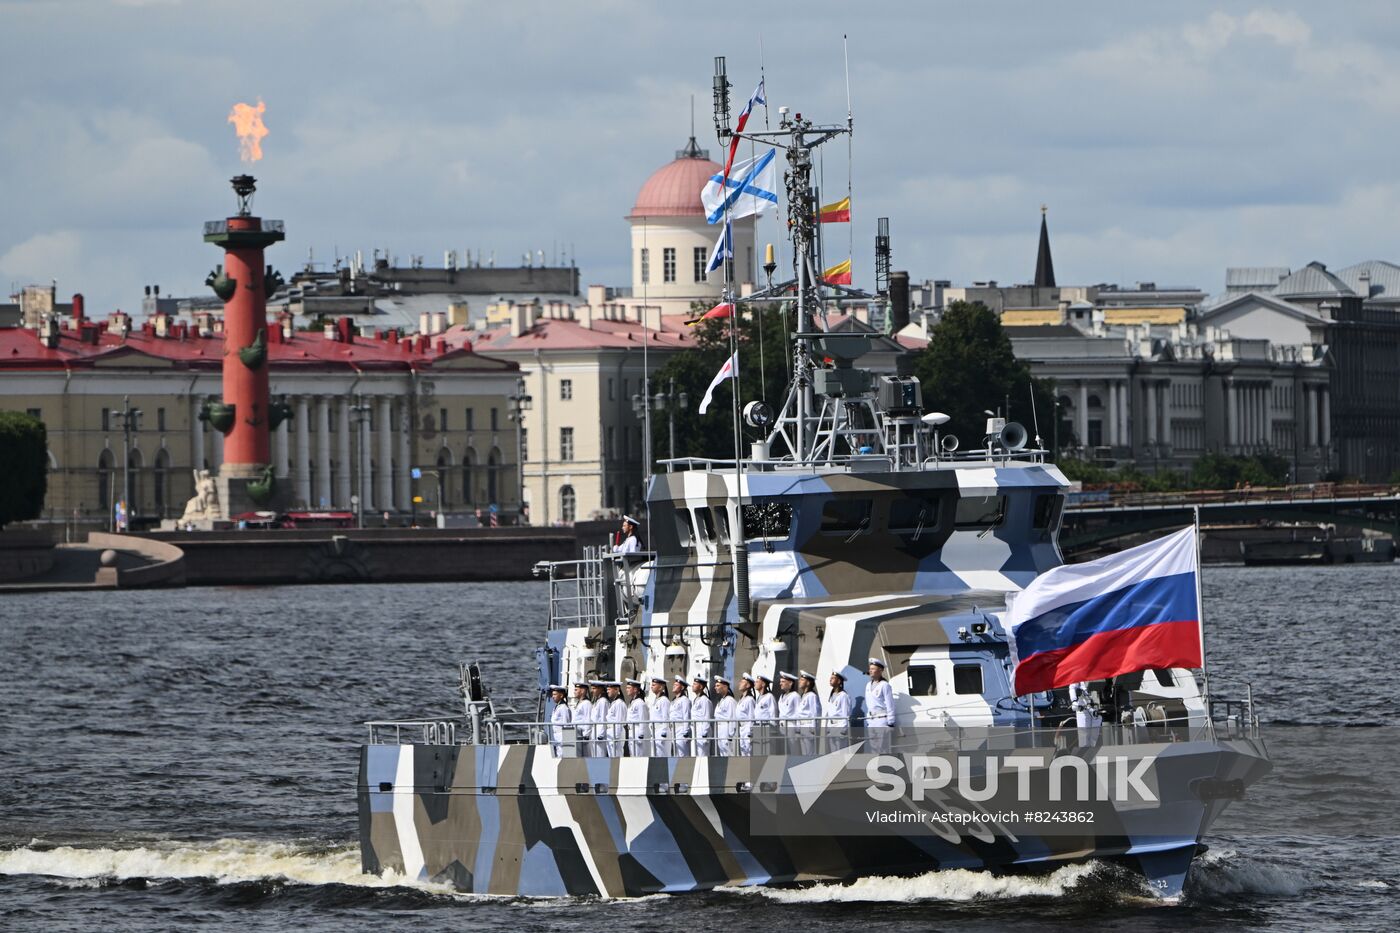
[534,547,652,629]
[364,712,1257,752]
[657,447,1047,474]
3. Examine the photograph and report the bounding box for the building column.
[377,395,394,512]
[191,395,206,472]
[1319,385,1330,448]
[294,395,311,506]
[211,413,224,470]
[396,398,412,512]
[1118,381,1129,449]
[1159,379,1171,450]
[359,408,374,512]
[315,396,333,508]
[273,411,290,479]
[1303,385,1316,448]
[336,397,352,509]
[1226,380,1238,450]
[1144,380,1157,447]
[1107,381,1119,447]
[1077,381,1089,449]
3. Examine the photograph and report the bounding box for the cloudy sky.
[3,1,1399,314]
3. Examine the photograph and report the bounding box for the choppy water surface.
[2,566,1398,931]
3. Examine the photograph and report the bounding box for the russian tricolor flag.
[1007,527,1202,696]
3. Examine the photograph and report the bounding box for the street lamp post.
[349,397,372,528]
[508,381,533,524]
[113,395,143,531]
[653,379,688,461]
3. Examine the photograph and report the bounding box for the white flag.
[706,219,732,274]
[697,352,738,415]
[701,149,778,224]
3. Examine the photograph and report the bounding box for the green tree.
[0,411,47,529]
[649,304,792,461]
[908,300,1060,450]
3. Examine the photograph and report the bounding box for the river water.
[2,566,1397,931]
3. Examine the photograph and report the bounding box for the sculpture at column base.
[217,462,291,520]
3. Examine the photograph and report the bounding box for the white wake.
[0,838,448,892]
[750,861,1102,903]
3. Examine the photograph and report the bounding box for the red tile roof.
[0,319,517,372]
[447,315,695,353]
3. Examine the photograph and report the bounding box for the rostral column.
[202,174,287,515]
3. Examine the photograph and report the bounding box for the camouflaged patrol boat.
[356,58,1270,901]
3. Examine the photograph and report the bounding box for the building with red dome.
[627,137,756,315]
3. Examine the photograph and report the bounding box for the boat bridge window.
[673,509,695,548]
[908,666,937,697]
[821,498,872,537]
[889,493,942,537]
[1151,668,1175,688]
[954,495,1005,529]
[695,507,718,545]
[953,663,983,695]
[712,507,732,546]
[1033,494,1064,531]
[742,501,793,541]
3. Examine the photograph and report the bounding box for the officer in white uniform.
[588,680,608,757]
[547,685,571,756]
[612,515,641,554]
[713,675,737,756]
[825,671,852,750]
[648,676,671,757]
[669,676,692,756]
[1069,681,1102,746]
[690,675,713,756]
[753,673,777,755]
[777,671,800,753]
[735,672,756,756]
[569,681,591,756]
[796,670,821,756]
[605,681,627,757]
[625,678,649,756]
[864,658,896,753]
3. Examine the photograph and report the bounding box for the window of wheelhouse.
[953,663,984,694]
[954,495,1005,529]
[695,506,718,545]
[712,507,732,546]
[820,498,872,537]
[673,508,695,548]
[742,501,794,542]
[908,666,937,697]
[1032,493,1064,531]
[889,492,942,537]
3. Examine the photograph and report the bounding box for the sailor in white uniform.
[864,658,896,753]
[625,678,650,756]
[548,685,571,756]
[713,675,737,756]
[605,681,627,757]
[669,676,692,757]
[569,681,591,756]
[588,681,608,757]
[777,671,800,753]
[796,670,821,756]
[1069,681,1102,746]
[648,676,671,757]
[612,515,641,555]
[690,675,713,756]
[735,672,756,756]
[753,673,777,755]
[824,671,852,750]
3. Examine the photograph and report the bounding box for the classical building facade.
[451,298,690,525]
[0,311,523,531]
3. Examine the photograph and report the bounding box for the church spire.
[1034,204,1056,288]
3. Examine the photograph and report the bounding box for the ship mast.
[712,56,861,464]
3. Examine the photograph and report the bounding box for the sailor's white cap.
[605,680,623,688]
[799,670,816,680]
[572,680,590,689]
[830,670,847,682]
[672,675,688,686]
[739,672,755,684]
[778,670,797,681]
[622,514,639,525]
[691,673,707,684]
[587,679,606,687]
[624,677,643,687]
[650,675,667,685]
[713,674,731,686]
[755,672,772,682]
[868,657,886,668]
[547,683,565,692]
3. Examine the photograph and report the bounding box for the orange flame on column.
[228,100,268,162]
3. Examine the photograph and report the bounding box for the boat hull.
[357,731,1269,899]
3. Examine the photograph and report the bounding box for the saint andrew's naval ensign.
[1006,527,1203,696]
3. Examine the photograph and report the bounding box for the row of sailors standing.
[547,658,897,757]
